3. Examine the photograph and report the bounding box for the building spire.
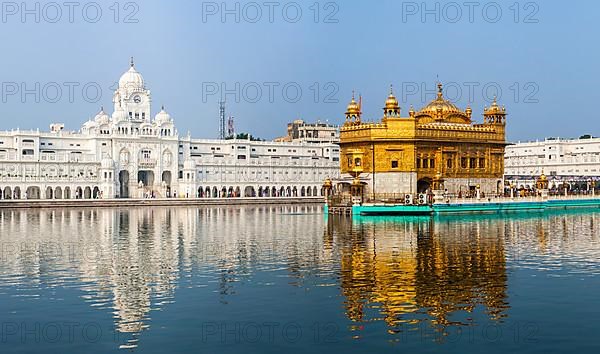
[130,56,134,68]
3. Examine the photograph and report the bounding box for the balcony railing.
[138,158,157,169]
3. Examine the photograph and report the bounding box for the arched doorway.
[45,187,53,200]
[138,171,154,187]
[244,186,255,197]
[313,186,318,196]
[212,187,218,198]
[235,187,241,197]
[93,187,101,199]
[417,178,432,194]
[13,187,21,199]
[286,186,291,197]
[26,186,39,200]
[119,171,130,198]
[76,187,83,199]
[55,187,63,199]
[162,171,172,197]
[3,187,11,200]
[293,187,298,197]
[64,187,71,199]
[84,187,92,199]
[205,187,211,198]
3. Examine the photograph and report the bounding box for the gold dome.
[417,83,464,117]
[484,97,506,115]
[323,178,333,188]
[384,85,399,110]
[346,93,361,115]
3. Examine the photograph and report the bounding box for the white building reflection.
[0,205,326,348]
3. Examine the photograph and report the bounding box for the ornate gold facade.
[338,84,507,195]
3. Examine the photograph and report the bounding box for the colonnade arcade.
[0,185,102,200]
[194,185,325,198]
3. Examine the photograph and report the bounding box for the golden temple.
[335,83,508,197]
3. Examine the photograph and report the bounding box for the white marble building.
[0,60,340,200]
[505,136,600,189]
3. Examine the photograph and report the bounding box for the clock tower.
[113,57,152,124]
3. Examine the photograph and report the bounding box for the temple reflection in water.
[326,215,509,335]
[1,207,600,349]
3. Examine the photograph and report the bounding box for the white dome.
[112,105,128,122]
[118,60,144,91]
[94,108,110,123]
[83,120,98,129]
[154,106,172,124]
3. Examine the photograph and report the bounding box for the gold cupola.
[345,92,362,125]
[383,85,400,118]
[483,97,507,124]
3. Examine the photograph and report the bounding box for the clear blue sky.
[0,0,597,142]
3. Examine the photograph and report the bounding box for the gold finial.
[130,56,135,68]
[437,82,443,98]
[389,84,394,96]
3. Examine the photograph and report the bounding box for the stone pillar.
[138,181,145,198]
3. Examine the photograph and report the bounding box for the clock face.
[133,95,142,104]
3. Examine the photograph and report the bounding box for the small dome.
[118,58,144,91]
[384,86,399,110]
[94,107,110,123]
[112,105,128,122]
[346,95,360,115]
[154,106,172,124]
[484,97,506,115]
[82,120,98,130]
